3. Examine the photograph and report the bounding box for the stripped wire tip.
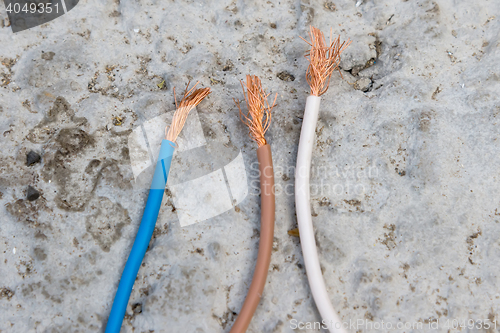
[165,81,211,142]
[234,75,277,147]
[300,26,351,96]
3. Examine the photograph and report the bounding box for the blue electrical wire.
[105,140,175,333]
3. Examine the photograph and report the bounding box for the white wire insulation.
[295,95,346,333]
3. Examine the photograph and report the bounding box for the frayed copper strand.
[300,26,351,96]
[234,75,277,147]
[165,81,211,143]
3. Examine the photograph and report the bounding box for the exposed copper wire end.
[300,26,351,96]
[234,75,277,147]
[165,81,211,142]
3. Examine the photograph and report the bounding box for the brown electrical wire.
[230,75,276,333]
[165,81,211,142]
[300,25,351,96]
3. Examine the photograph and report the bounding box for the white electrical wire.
[295,95,346,333]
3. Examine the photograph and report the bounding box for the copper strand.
[165,81,211,143]
[234,75,277,147]
[300,26,351,96]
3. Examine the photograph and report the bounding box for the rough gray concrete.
[1,0,499,332]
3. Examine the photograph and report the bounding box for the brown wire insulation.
[230,144,275,333]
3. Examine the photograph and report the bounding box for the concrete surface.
[0,0,499,332]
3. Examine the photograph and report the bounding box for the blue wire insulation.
[105,140,175,333]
